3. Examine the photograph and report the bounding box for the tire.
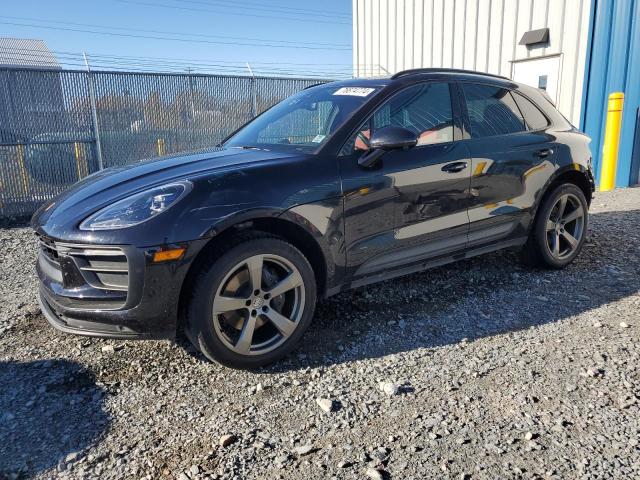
[521,183,589,269]
[184,232,317,369]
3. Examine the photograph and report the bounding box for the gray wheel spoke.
[267,270,303,298]
[214,295,248,314]
[235,315,257,354]
[556,195,568,219]
[562,230,579,249]
[546,219,556,231]
[246,255,263,292]
[264,309,297,337]
[551,232,560,256]
[562,208,583,224]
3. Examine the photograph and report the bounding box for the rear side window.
[513,92,550,130]
[462,83,526,138]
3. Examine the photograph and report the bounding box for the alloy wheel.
[212,254,305,356]
[545,193,585,260]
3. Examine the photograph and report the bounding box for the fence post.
[187,67,196,120]
[246,63,257,118]
[187,67,196,148]
[83,52,104,171]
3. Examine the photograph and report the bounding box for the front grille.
[37,235,129,292]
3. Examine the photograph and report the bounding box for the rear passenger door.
[460,82,555,249]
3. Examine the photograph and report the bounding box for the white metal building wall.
[352,0,592,124]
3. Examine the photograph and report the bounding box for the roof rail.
[303,82,324,90]
[391,68,511,81]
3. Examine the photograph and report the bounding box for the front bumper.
[35,235,209,339]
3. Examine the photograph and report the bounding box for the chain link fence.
[0,67,329,218]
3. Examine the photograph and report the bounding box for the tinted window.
[462,84,526,138]
[342,82,454,154]
[513,92,550,130]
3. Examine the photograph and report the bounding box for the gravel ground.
[1,187,639,480]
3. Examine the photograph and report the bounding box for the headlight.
[79,181,192,231]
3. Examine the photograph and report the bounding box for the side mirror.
[358,126,417,168]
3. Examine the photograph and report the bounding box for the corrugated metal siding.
[0,38,60,69]
[582,0,640,187]
[353,0,592,125]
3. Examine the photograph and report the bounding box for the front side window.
[462,84,526,138]
[342,82,454,155]
[225,84,380,152]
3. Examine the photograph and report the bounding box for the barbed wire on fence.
[0,45,392,78]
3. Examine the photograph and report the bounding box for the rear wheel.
[522,183,588,269]
[185,234,316,369]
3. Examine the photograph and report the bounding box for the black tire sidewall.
[187,237,317,369]
[533,183,589,268]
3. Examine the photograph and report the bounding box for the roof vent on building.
[519,28,550,46]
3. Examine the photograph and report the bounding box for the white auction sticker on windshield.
[333,87,375,97]
[312,134,326,143]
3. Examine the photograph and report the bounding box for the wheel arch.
[533,165,594,219]
[177,215,330,330]
[250,216,330,297]
[521,165,591,269]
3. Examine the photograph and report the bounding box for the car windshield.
[224,84,380,152]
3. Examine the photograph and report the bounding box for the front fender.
[196,207,285,238]
[189,197,345,297]
[278,196,345,295]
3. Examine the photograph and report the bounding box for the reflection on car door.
[340,82,471,284]
[460,82,555,249]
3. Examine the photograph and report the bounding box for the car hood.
[31,147,299,236]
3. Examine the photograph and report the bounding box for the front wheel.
[522,183,589,269]
[185,234,317,369]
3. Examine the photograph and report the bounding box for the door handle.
[441,161,468,173]
[535,148,554,158]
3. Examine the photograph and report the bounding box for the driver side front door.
[340,81,471,286]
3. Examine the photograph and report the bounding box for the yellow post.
[16,144,29,195]
[600,92,624,191]
[74,142,89,180]
[157,138,165,156]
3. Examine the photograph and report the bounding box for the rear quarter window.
[461,83,526,138]
[513,92,550,131]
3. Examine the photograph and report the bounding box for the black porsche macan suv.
[32,69,595,368]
